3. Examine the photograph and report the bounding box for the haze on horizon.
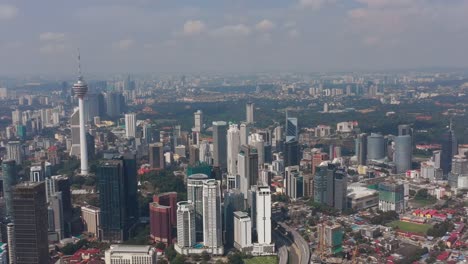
[1,0,468,75]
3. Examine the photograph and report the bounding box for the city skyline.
[1,1,468,75]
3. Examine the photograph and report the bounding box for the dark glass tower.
[13,182,49,264]
[441,125,457,175]
[98,154,138,242]
[2,160,17,218]
[284,140,299,167]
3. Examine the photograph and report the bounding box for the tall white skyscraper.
[249,133,265,165]
[256,186,272,245]
[240,123,249,146]
[176,201,196,248]
[227,124,241,176]
[125,113,137,138]
[194,110,203,132]
[246,103,254,124]
[234,211,252,250]
[202,180,223,254]
[6,141,22,165]
[72,52,89,175]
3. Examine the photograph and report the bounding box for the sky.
[1,0,468,75]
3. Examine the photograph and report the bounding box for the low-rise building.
[105,245,157,264]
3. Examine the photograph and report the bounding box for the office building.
[49,192,64,239]
[105,92,124,119]
[367,133,385,161]
[394,135,412,173]
[149,143,164,170]
[378,182,405,213]
[284,166,300,199]
[2,160,16,218]
[7,223,15,264]
[6,141,22,165]
[149,202,172,245]
[81,205,100,238]
[202,180,223,254]
[240,123,250,146]
[45,175,72,237]
[72,60,90,175]
[125,113,137,138]
[153,192,177,227]
[194,110,203,132]
[30,165,44,182]
[284,140,299,167]
[223,189,244,247]
[105,245,157,264]
[212,121,227,170]
[238,145,259,199]
[227,123,240,176]
[313,163,348,211]
[249,133,265,166]
[317,223,344,254]
[398,124,412,137]
[98,155,138,242]
[256,186,271,244]
[355,133,368,166]
[234,211,252,251]
[246,103,254,124]
[175,201,196,251]
[69,109,81,157]
[441,124,458,175]
[12,182,49,264]
[84,93,101,123]
[285,116,298,142]
[187,173,209,241]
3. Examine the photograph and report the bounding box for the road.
[273,231,290,264]
[277,222,311,264]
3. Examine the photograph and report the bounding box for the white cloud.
[211,24,251,37]
[0,5,18,20]
[255,19,275,32]
[288,29,301,38]
[355,0,413,9]
[183,20,206,36]
[112,39,135,50]
[298,0,336,10]
[39,32,66,42]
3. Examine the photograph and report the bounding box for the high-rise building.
[143,124,154,144]
[212,121,227,170]
[238,145,259,199]
[6,141,22,165]
[284,166,300,199]
[234,211,252,251]
[249,133,265,166]
[81,205,100,239]
[72,56,90,175]
[69,108,81,157]
[284,140,299,167]
[98,155,138,242]
[45,175,72,237]
[194,110,203,132]
[441,124,457,175]
[187,173,209,241]
[7,223,15,264]
[202,180,223,254]
[317,223,344,254]
[2,160,16,219]
[240,123,250,146]
[398,124,412,137]
[246,103,254,124]
[12,182,49,264]
[378,182,405,213]
[223,189,244,247]
[30,165,44,182]
[149,202,172,245]
[49,191,64,239]
[285,116,298,142]
[153,192,177,227]
[176,201,196,249]
[355,133,368,166]
[105,92,123,119]
[313,163,348,211]
[84,93,101,123]
[256,186,272,245]
[105,245,157,264]
[367,133,385,161]
[125,113,137,138]
[149,143,164,170]
[394,135,412,173]
[227,124,241,176]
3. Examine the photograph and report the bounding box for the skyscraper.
[202,180,223,254]
[246,102,254,124]
[12,182,49,264]
[284,140,299,167]
[187,173,209,241]
[249,133,265,165]
[69,109,81,157]
[72,53,89,175]
[394,135,412,173]
[212,121,227,170]
[227,123,241,176]
[285,115,298,142]
[313,163,348,211]
[176,201,196,248]
[149,202,172,245]
[125,113,137,138]
[30,165,44,182]
[441,123,458,175]
[2,160,16,218]
[355,133,368,165]
[105,92,123,119]
[6,141,22,165]
[240,122,249,146]
[98,155,138,242]
[256,186,272,245]
[194,110,203,132]
[153,192,177,227]
[233,211,252,251]
[238,145,259,199]
[49,192,64,239]
[45,175,72,237]
[149,143,165,170]
[378,182,405,213]
[223,189,244,247]
[367,133,385,161]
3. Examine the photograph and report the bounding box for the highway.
[277,222,311,264]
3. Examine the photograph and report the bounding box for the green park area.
[388,220,432,234]
[243,256,278,264]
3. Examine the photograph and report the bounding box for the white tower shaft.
[79,99,89,175]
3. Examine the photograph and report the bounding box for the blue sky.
[1,0,468,75]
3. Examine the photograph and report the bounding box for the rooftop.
[109,245,153,254]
